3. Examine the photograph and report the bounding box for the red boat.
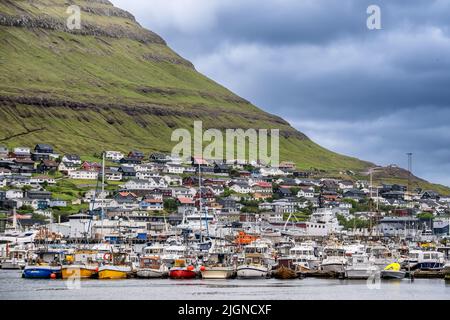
[169,259,197,279]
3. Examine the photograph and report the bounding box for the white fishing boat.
[289,243,320,271]
[366,245,397,270]
[237,241,271,279]
[1,247,28,270]
[404,250,445,271]
[345,253,378,279]
[320,246,347,273]
[200,252,235,279]
[136,256,169,278]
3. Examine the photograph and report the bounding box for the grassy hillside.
[0,0,373,173]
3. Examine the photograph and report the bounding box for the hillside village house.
[30,176,56,185]
[139,198,164,211]
[252,181,273,194]
[11,147,31,159]
[81,161,101,172]
[229,182,252,194]
[32,144,57,161]
[119,166,136,178]
[61,154,82,165]
[128,150,145,161]
[6,190,24,199]
[105,151,124,161]
[164,164,185,174]
[297,187,315,199]
[123,178,167,190]
[101,169,123,181]
[163,175,182,186]
[69,170,99,180]
[171,187,194,199]
[38,159,59,173]
[58,161,79,174]
[259,167,287,177]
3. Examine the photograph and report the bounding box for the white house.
[105,151,124,161]
[273,199,297,213]
[123,178,167,190]
[163,175,182,186]
[103,170,123,181]
[6,190,23,199]
[229,182,252,194]
[61,154,82,165]
[164,164,185,174]
[259,167,287,177]
[30,176,56,185]
[58,161,79,174]
[69,170,99,180]
[13,147,31,155]
[297,187,315,199]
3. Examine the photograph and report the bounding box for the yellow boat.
[61,265,98,279]
[98,265,131,279]
[61,250,99,279]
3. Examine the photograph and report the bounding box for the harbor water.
[1,270,449,300]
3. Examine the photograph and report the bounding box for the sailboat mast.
[101,152,105,239]
[198,161,202,242]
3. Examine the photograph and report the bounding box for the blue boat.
[22,250,65,279]
[22,265,62,279]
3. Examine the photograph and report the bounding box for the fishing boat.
[273,258,297,279]
[366,245,397,270]
[289,243,320,271]
[169,258,197,279]
[403,250,445,271]
[1,247,28,270]
[22,250,65,279]
[381,263,406,280]
[320,246,347,274]
[136,256,169,278]
[61,250,99,279]
[98,252,132,279]
[200,252,235,279]
[237,253,270,279]
[345,253,378,279]
[236,242,271,279]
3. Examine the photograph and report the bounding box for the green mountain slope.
[0,0,372,172]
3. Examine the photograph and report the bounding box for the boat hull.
[321,263,346,274]
[236,265,269,279]
[381,270,406,279]
[22,266,61,279]
[1,261,25,270]
[169,269,197,279]
[346,268,378,280]
[136,268,167,278]
[414,262,445,271]
[98,266,131,279]
[61,265,98,279]
[273,266,297,279]
[201,268,235,279]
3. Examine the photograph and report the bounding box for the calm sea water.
[0,270,449,300]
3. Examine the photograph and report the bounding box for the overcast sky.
[112,0,450,186]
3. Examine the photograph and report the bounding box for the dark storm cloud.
[112,0,450,185]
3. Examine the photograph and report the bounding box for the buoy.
[200,266,206,272]
[187,265,195,271]
[50,273,57,279]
